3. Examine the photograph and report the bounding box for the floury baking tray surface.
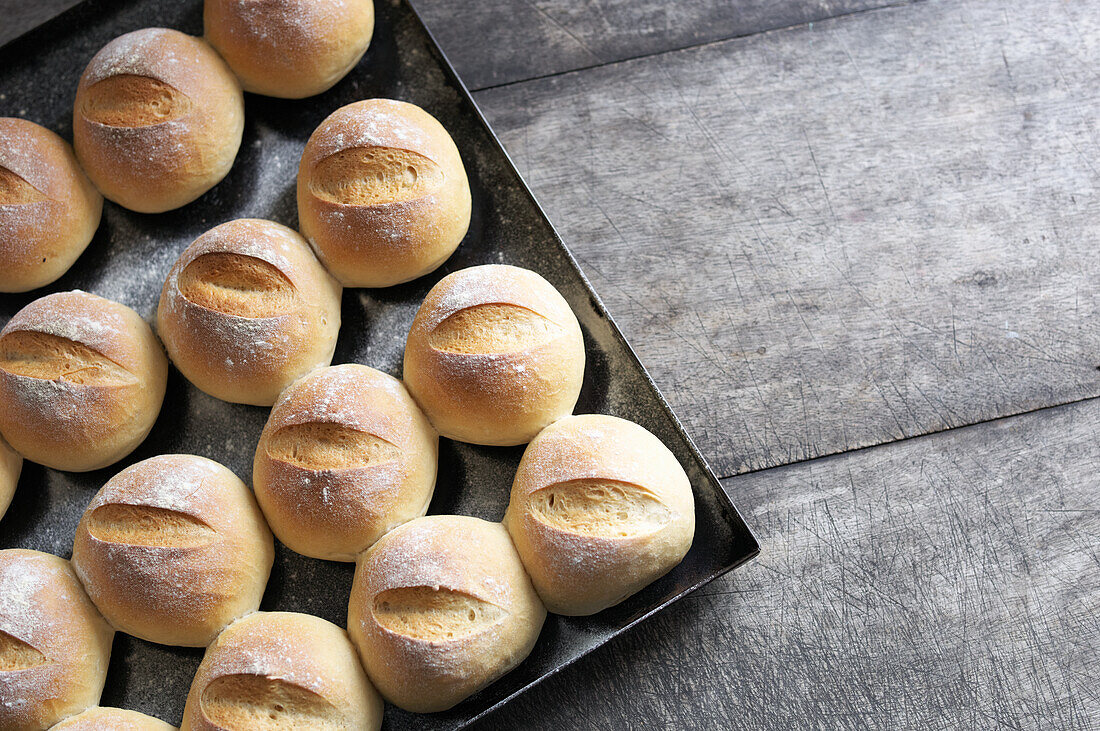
[0,0,760,727]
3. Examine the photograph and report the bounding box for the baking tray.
[0,0,760,727]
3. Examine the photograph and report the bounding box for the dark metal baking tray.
[0,0,760,727]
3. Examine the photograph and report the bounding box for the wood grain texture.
[477,398,1100,729]
[474,0,1100,478]
[414,0,914,90]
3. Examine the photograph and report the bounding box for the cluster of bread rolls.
[0,0,702,725]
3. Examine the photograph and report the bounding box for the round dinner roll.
[347,515,546,713]
[0,550,114,731]
[0,118,103,293]
[51,707,176,730]
[0,434,21,521]
[253,364,437,561]
[71,455,274,647]
[181,612,382,730]
[403,265,585,446]
[297,99,471,287]
[73,28,244,213]
[503,414,695,615]
[157,218,342,406]
[204,0,375,99]
[0,291,168,472]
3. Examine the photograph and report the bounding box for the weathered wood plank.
[477,398,1100,729]
[414,0,911,90]
[473,0,1100,477]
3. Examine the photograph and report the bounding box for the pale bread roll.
[204,0,375,99]
[297,99,471,287]
[0,291,168,472]
[73,28,244,213]
[403,265,585,446]
[253,364,437,561]
[157,218,342,406]
[71,455,274,647]
[181,612,382,730]
[347,515,546,713]
[504,414,695,615]
[0,433,21,521]
[50,707,176,730]
[0,118,103,293]
[0,550,114,731]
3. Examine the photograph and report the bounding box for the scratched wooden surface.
[3,0,1099,728]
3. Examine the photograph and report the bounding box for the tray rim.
[0,0,761,726]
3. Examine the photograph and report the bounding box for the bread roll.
[73,28,244,213]
[0,118,102,293]
[204,0,375,99]
[71,455,274,647]
[347,515,545,712]
[0,433,21,521]
[0,550,114,731]
[0,291,168,472]
[253,364,437,561]
[403,265,585,446]
[51,707,176,730]
[181,612,382,730]
[503,414,695,615]
[297,99,471,287]
[157,218,342,406]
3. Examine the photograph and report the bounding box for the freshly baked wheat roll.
[297,99,471,287]
[0,550,114,731]
[51,707,176,730]
[0,118,103,293]
[403,265,585,446]
[347,515,546,712]
[0,291,168,472]
[253,364,437,561]
[0,434,21,521]
[181,612,382,730]
[71,455,274,647]
[504,414,695,615]
[73,28,244,213]
[157,218,342,406]
[204,0,375,99]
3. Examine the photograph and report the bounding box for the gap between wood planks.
[715,390,1100,483]
[466,0,924,93]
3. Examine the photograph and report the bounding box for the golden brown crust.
[157,218,342,406]
[503,415,696,615]
[0,550,114,731]
[204,0,375,98]
[0,118,103,293]
[0,291,168,472]
[297,99,471,287]
[403,265,585,446]
[253,364,437,561]
[71,455,274,647]
[181,612,382,730]
[0,433,21,522]
[51,707,177,730]
[73,28,244,213]
[347,515,546,712]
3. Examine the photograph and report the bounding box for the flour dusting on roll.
[73,28,244,213]
[253,364,437,561]
[504,414,695,615]
[0,118,103,293]
[298,99,471,287]
[205,0,375,99]
[0,550,114,731]
[403,264,585,446]
[0,291,168,472]
[157,218,342,406]
[52,707,177,730]
[71,455,274,647]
